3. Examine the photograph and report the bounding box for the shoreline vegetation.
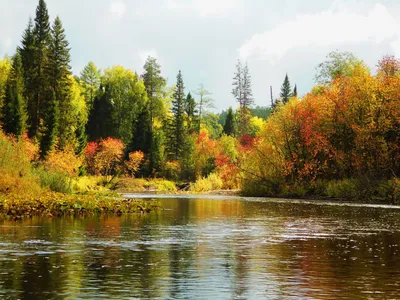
[1,0,400,219]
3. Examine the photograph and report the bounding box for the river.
[1,195,400,299]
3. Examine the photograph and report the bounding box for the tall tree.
[31,0,51,139]
[40,90,58,159]
[168,70,186,160]
[46,16,73,150]
[223,107,237,137]
[0,57,11,121]
[2,53,28,136]
[141,56,167,172]
[232,59,253,135]
[280,74,292,104]
[80,61,101,110]
[184,92,198,134]
[194,83,213,132]
[19,18,36,130]
[293,84,298,98]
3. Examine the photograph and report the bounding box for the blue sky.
[1,0,400,111]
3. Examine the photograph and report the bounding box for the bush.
[326,179,359,200]
[32,166,72,194]
[190,173,223,192]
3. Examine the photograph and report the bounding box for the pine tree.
[2,53,28,136]
[223,107,237,136]
[31,0,51,139]
[168,70,186,161]
[185,92,198,134]
[280,74,292,104]
[293,84,298,98]
[40,91,58,159]
[232,59,253,135]
[46,16,73,150]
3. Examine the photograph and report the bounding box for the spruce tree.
[46,16,73,150]
[280,74,292,104]
[31,0,51,139]
[223,107,237,136]
[293,84,298,98]
[2,53,28,137]
[168,70,186,161]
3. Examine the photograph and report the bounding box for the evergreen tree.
[19,18,36,132]
[2,53,28,136]
[40,91,58,159]
[80,61,100,110]
[232,59,253,135]
[280,74,292,104]
[184,92,198,134]
[223,107,237,136]
[168,70,186,160]
[128,107,151,154]
[87,85,116,141]
[46,16,73,150]
[31,0,51,139]
[293,84,298,98]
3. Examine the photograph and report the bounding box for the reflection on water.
[1,197,400,299]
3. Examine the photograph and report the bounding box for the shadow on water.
[0,196,400,299]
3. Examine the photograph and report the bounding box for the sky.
[1,0,400,111]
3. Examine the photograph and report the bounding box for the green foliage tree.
[2,53,28,136]
[80,61,101,110]
[0,57,12,123]
[223,107,237,136]
[280,73,292,104]
[87,85,116,141]
[168,70,186,160]
[203,113,223,139]
[315,51,366,84]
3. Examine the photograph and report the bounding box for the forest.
[1,0,400,208]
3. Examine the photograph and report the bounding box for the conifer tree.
[293,84,298,98]
[185,92,198,134]
[280,74,292,104]
[80,61,100,110]
[46,16,73,150]
[31,0,51,139]
[2,53,28,137]
[223,107,237,137]
[168,70,186,160]
[19,18,36,131]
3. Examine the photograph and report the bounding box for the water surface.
[1,196,400,299]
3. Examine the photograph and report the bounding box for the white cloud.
[109,0,126,19]
[239,3,400,62]
[193,0,241,17]
[2,37,12,52]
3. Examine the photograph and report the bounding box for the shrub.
[125,151,145,177]
[326,179,359,200]
[32,166,72,194]
[190,173,223,192]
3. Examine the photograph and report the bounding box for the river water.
[1,195,400,299]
